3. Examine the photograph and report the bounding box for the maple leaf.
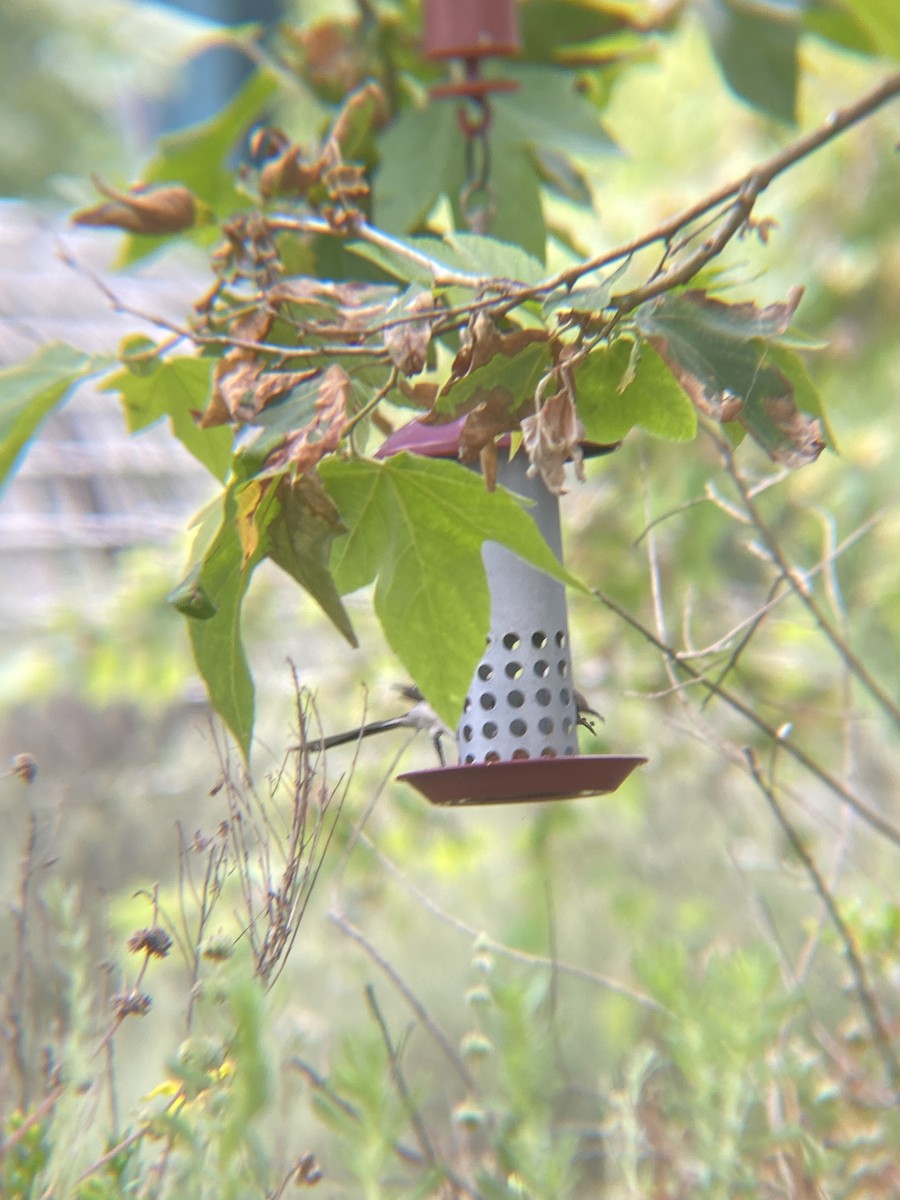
[637,287,825,468]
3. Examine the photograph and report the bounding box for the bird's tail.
[305,717,407,752]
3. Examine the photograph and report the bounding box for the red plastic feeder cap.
[424,0,521,62]
[423,0,521,100]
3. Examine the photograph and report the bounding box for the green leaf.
[849,0,900,58]
[575,338,698,443]
[519,0,633,60]
[319,453,582,725]
[635,290,826,467]
[0,343,96,492]
[699,0,801,122]
[374,100,459,236]
[491,65,619,162]
[265,475,358,647]
[530,146,592,207]
[436,339,551,417]
[119,67,283,265]
[177,487,261,757]
[375,68,614,259]
[803,1,879,55]
[102,351,232,481]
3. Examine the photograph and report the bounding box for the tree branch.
[593,589,900,848]
[542,70,900,299]
[744,749,900,1096]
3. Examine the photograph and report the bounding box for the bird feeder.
[376,418,647,806]
[423,0,521,100]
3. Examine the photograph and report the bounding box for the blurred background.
[1,2,898,1195]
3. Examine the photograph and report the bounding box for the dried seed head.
[294,1152,323,1186]
[11,753,37,784]
[127,927,172,958]
[201,933,234,962]
[112,990,152,1019]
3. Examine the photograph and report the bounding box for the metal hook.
[458,97,495,233]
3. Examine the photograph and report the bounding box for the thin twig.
[291,1058,427,1168]
[364,984,438,1165]
[328,910,477,1092]
[594,589,900,847]
[542,71,900,297]
[718,436,900,728]
[341,827,673,1016]
[744,749,900,1095]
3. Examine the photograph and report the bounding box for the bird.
[304,684,449,764]
[302,685,603,765]
[574,690,604,735]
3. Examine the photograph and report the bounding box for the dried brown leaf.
[230,307,273,345]
[647,338,745,423]
[398,379,439,409]
[458,387,521,464]
[211,356,261,424]
[267,279,389,332]
[263,364,350,475]
[479,442,498,492]
[384,293,434,376]
[520,387,584,496]
[764,392,826,468]
[254,369,320,412]
[260,145,325,200]
[290,21,367,92]
[328,82,388,153]
[680,285,804,336]
[73,179,198,235]
[443,313,549,396]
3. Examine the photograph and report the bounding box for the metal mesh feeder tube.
[460,451,579,764]
[377,418,647,806]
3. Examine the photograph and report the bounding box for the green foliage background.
[1,1,899,1197]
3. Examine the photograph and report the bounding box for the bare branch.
[716,434,900,728]
[329,909,477,1092]
[594,589,900,848]
[744,750,900,1096]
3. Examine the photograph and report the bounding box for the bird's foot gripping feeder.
[377,419,647,806]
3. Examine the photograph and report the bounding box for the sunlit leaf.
[177,486,262,757]
[0,343,97,492]
[575,338,698,443]
[319,452,583,725]
[103,349,232,481]
[822,0,900,59]
[349,228,547,289]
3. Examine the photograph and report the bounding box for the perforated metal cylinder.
[458,454,579,764]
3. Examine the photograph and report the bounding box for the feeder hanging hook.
[459,96,495,234]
